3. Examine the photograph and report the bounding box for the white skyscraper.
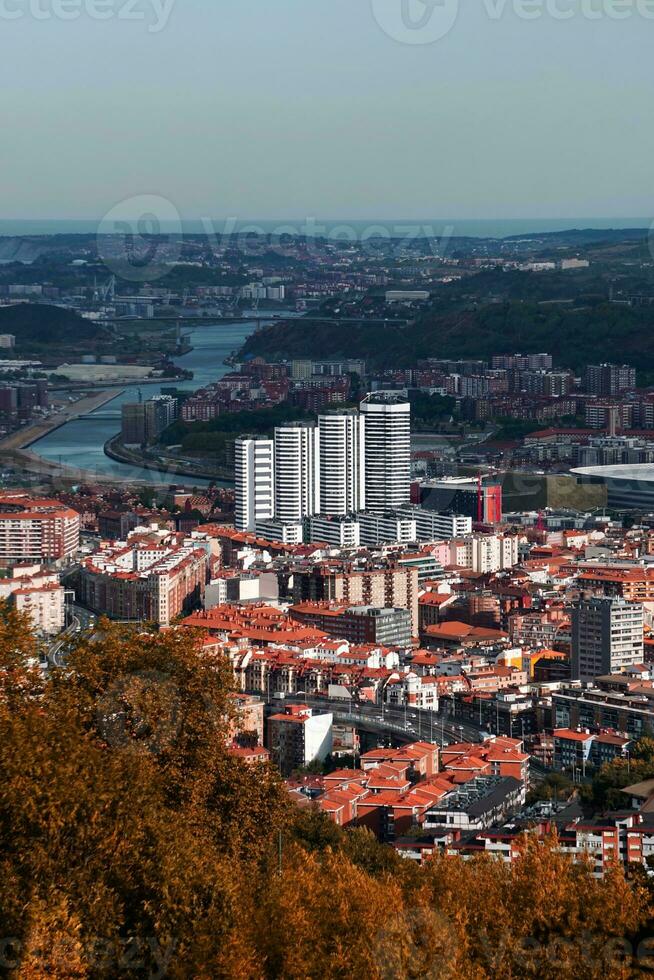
[318,410,366,515]
[360,393,411,513]
[234,437,274,532]
[274,422,320,523]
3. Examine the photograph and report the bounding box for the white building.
[318,410,365,515]
[255,518,304,545]
[274,422,320,523]
[358,511,417,547]
[397,507,472,542]
[267,705,333,776]
[305,514,361,548]
[11,583,66,636]
[360,393,411,514]
[0,565,65,636]
[449,535,519,574]
[235,437,274,532]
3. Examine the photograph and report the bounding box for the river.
[31,320,261,487]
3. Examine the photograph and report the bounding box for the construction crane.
[101,275,116,303]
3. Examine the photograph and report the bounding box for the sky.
[1,0,653,224]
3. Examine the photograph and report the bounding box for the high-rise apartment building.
[360,393,411,513]
[583,364,636,397]
[234,437,274,532]
[318,410,365,515]
[121,395,177,446]
[571,596,644,682]
[121,403,146,446]
[274,422,320,523]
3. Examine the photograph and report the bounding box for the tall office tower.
[318,410,365,515]
[234,437,274,532]
[360,393,411,513]
[571,596,644,682]
[274,422,320,523]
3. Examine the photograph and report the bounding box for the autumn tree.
[0,606,652,978]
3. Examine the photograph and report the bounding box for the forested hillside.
[239,301,654,371]
[0,605,651,978]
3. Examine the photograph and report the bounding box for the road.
[284,694,495,745]
[47,603,96,668]
[281,694,549,784]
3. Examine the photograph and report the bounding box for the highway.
[47,603,96,668]
[280,694,549,784]
[283,694,493,746]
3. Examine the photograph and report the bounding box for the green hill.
[0,303,106,348]
[239,301,654,371]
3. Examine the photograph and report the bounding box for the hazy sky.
[1,0,653,222]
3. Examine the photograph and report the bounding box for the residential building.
[357,511,417,547]
[292,562,420,635]
[0,564,66,635]
[267,704,333,776]
[0,495,80,563]
[423,776,525,831]
[396,507,472,541]
[80,541,207,626]
[305,514,361,548]
[571,596,644,681]
[290,601,413,648]
[121,395,177,446]
[274,422,320,523]
[583,363,636,397]
[11,582,66,636]
[360,393,411,513]
[234,437,274,532]
[318,410,365,515]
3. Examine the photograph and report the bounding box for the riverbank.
[26,320,259,486]
[104,434,234,486]
[0,388,125,452]
[0,389,215,488]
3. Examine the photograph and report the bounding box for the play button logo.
[371,0,460,45]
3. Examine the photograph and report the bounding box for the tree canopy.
[0,603,652,978]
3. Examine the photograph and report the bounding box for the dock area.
[0,388,134,486]
[0,388,124,453]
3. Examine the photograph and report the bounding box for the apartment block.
[80,542,207,625]
[267,704,333,776]
[571,596,644,681]
[0,495,80,563]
